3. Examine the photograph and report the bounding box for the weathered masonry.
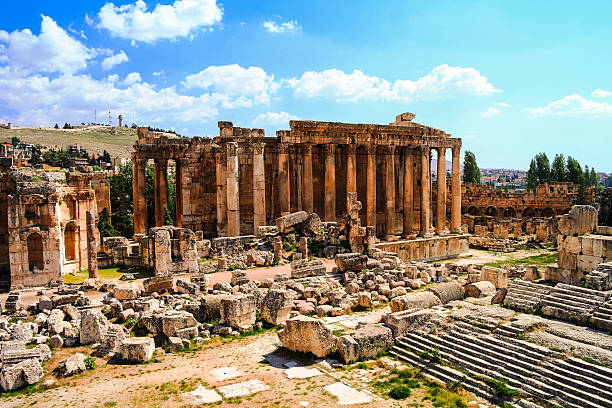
[132,113,462,239]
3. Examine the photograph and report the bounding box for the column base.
[384,235,397,242]
[401,233,416,240]
[419,232,434,238]
[436,229,449,236]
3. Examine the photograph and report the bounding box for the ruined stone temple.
[132,113,463,241]
[0,169,102,289]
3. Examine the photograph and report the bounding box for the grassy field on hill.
[0,126,138,158]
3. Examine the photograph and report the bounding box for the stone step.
[539,360,612,397]
[453,321,491,335]
[555,283,609,300]
[540,298,594,316]
[495,324,522,338]
[468,330,552,361]
[544,291,605,308]
[564,357,612,384]
[590,316,612,331]
[508,280,552,293]
[390,347,497,401]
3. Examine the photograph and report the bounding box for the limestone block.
[80,309,108,345]
[142,276,173,293]
[524,266,540,281]
[390,291,441,313]
[118,337,155,363]
[480,266,509,289]
[428,281,465,303]
[381,309,440,338]
[291,259,326,278]
[276,211,309,234]
[220,294,257,331]
[161,310,198,339]
[558,252,577,270]
[464,281,496,298]
[56,353,86,377]
[491,288,508,305]
[113,283,141,300]
[261,289,293,325]
[577,255,602,273]
[557,205,597,236]
[335,253,368,272]
[175,278,200,296]
[0,358,43,391]
[337,324,393,363]
[582,237,594,256]
[277,315,336,357]
[358,292,372,309]
[201,294,226,321]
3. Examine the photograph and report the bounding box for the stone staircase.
[591,299,612,332]
[503,280,551,312]
[392,323,612,408]
[541,283,609,325]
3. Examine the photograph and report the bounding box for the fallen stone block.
[220,294,257,331]
[277,315,336,357]
[291,259,326,279]
[112,283,141,300]
[276,211,309,234]
[382,309,441,338]
[335,253,368,272]
[481,266,509,289]
[118,337,155,363]
[161,310,198,339]
[390,291,441,313]
[337,324,393,363]
[428,281,465,304]
[175,278,200,296]
[261,289,293,325]
[56,353,86,377]
[80,309,109,345]
[0,358,43,392]
[142,275,173,293]
[464,281,496,298]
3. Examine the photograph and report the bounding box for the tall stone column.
[402,148,414,238]
[420,148,432,236]
[215,148,227,236]
[451,147,462,232]
[86,210,98,279]
[278,144,290,216]
[226,142,240,237]
[175,159,183,228]
[132,155,146,236]
[346,144,357,195]
[436,147,447,234]
[252,143,266,235]
[302,144,313,214]
[154,159,168,227]
[366,145,377,230]
[324,144,336,221]
[384,145,396,240]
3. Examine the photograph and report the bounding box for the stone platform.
[374,234,470,262]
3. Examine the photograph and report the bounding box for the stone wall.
[374,235,469,262]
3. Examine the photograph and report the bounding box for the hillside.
[0,126,138,158]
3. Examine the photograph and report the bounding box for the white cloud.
[153,69,165,76]
[101,50,128,70]
[286,64,500,102]
[494,102,511,107]
[253,111,298,126]
[97,0,223,43]
[263,20,301,34]
[122,72,141,85]
[0,15,93,74]
[183,64,278,106]
[526,94,612,117]
[591,88,611,98]
[482,107,501,117]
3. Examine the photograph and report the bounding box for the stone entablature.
[461,182,594,219]
[132,113,462,240]
[0,169,100,289]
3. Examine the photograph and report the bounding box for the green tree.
[98,206,117,237]
[550,154,567,182]
[463,151,481,184]
[109,162,134,237]
[534,152,551,184]
[589,168,599,186]
[10,136,20,147]
[566,156,583,185]
[526,159,539,189]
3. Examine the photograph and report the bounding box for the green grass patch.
[62,267,154,284]
[484,252,558,269]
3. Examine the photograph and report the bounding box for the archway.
[27,233,44,271]
[485,206,498,217]
[522,207,535,218]
[503,207,516,218]
[541,207,554,218]
[467,206,478,216]
[64,223,77,261]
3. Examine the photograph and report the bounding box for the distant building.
[67,143,85,155]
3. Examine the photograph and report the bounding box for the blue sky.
[1,0,611,171]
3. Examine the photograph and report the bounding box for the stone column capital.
[345,144,357,155]
[302,143,313,154]
[226,142,239,157]
[365,145,377,155]
[251,142,265,155]
[324,143,336,154]
[436,146,447,155]
[277,143,289,154]
[452,146,461,158]
[382,145,396,155]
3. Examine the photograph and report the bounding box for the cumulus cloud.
[263,20,301,34]
[494,102,511,107]
[153,69,165,76]
[253,111,298,126]
[526,94,612,117]
[97,0,223,43]
[122,72,142,85]
[101,50,129,70]
[286,64,500,102]
[183,64,278,106]
[0,15,93,74]
[591,89,611,98]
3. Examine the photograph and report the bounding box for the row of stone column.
[216,142,266,237]
[288,143,462,238]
